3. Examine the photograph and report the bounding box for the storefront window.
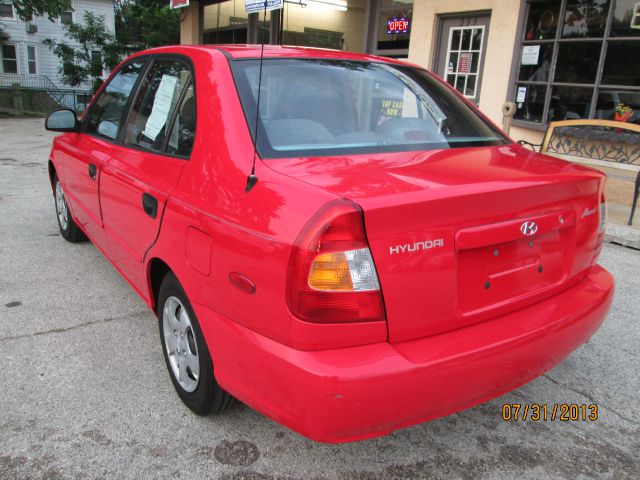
[373,0,413,57]
[514,0,640,126]
[515,84,547,123]
[548,86,593,121]
[554,42,601,83]
[203,0,363,52]
[602,41,640,85]
[595,90,640,121]
[203,1,252,44]
[611,0,640,36]
[561,0,609,38]
[524,0,560,40]
[518,43,553,81]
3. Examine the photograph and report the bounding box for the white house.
[0,0,115,90]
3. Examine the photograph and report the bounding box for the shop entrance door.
[434,13,491,105]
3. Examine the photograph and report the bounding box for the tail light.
[287,200,385,324]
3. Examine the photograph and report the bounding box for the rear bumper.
[197,265,613,443]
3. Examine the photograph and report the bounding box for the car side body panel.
[144,49,387,349]
[100,144,186,294]
[52,133,109,248]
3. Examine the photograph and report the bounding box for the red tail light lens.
[287,200,386,324]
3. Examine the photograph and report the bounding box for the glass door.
[434,14,491,104]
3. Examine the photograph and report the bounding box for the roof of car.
[139,44,420,68]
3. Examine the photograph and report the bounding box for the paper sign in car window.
[143,74,178,141]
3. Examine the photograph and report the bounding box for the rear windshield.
[230,58,507,159]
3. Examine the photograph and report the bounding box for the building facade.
[0,0,115,90]
[179,0,640,143]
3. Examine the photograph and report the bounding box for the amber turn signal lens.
[308,252,353,291]
[307,248,380,292]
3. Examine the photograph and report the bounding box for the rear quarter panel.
[145,49,384,351]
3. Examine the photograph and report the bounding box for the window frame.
[26,44,37,75]
[82,53,197,161]
[0,0,15,20]
[510,0,640,130]
[90,50,105,79]
[82,55,152,143]
[59,9,74,26]
[120,55,196,159]
[443,24,487,99]
[164,80,197,158]
[0,43,19,74]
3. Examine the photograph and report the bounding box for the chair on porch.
[518,119,640,226]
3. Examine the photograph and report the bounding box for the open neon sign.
[387,17,410,35]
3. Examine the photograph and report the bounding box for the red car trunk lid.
[268,145,605,342]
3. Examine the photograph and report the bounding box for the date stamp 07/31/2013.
[501,404,599,422]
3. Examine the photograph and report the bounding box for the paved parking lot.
[1,118,639,479]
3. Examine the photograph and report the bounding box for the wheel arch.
[147,257,174,311]
[48,159,57,190]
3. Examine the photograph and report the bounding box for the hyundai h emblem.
[520,221,538,236]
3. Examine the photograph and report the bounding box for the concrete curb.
[605,223,640,250]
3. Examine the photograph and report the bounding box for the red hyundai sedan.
[45,45,614,443]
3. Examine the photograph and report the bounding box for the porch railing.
[0,73,61,91]
[0,74,92,113]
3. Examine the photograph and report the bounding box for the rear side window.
[123,59,192,154]
[85,59,146,140]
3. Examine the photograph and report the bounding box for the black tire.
[157,272,235,415]
[53,174,86,243]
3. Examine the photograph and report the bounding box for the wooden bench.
[518,119,640,225]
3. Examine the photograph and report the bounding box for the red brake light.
[287,200,386,324]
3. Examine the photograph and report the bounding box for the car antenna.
[246,1,269,193]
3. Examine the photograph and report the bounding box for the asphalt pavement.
[1,118,639,479]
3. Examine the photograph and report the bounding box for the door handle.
[141,193,158,219]
[88,163,97,180]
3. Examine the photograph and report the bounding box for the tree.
[116,0,180,49]
[44,12,124,92]
[11,0,73,22]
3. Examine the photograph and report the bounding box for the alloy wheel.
[162,296,200,392]
[55,181,69,231]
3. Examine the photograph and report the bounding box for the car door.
[433,14,491,105]
[99,56,195,295]
[63,58,148,247]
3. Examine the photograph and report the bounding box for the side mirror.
[45,109,79,132]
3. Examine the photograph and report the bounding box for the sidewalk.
[605,221,640,250]
[581,164,640,249]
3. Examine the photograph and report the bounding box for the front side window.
[122,59,192,154]
[514,0,640,126]
[231,59,505,159]
[85,59,147,140]
[1,44,18,74]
